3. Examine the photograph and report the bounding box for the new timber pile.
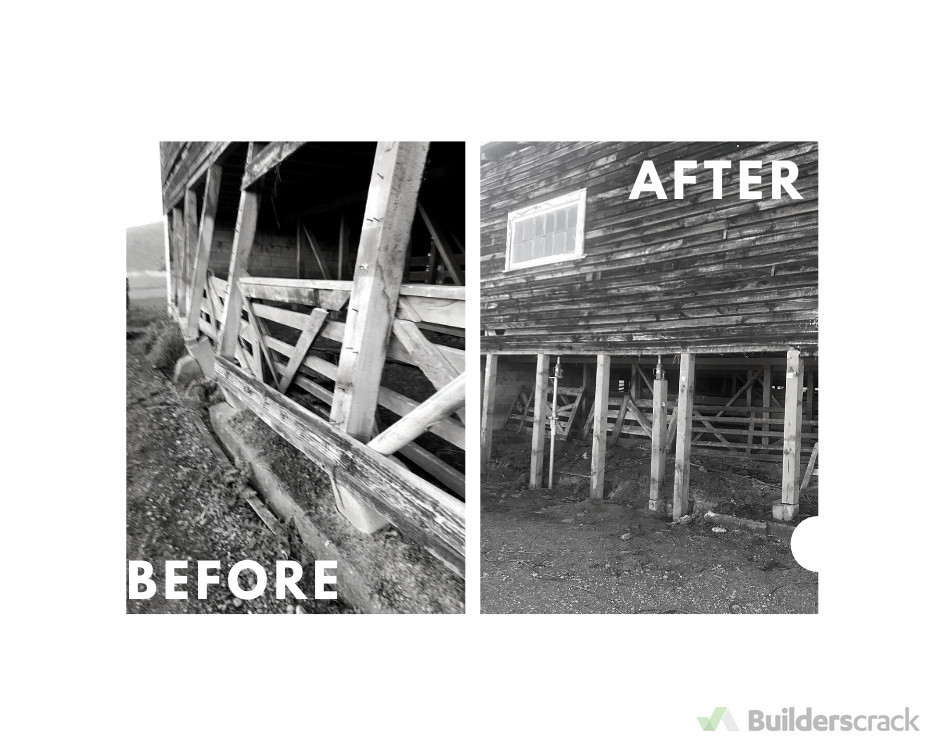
[160,141,466,575]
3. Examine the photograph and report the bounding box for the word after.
[629,160,802,200]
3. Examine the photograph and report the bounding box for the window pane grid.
[511,201,579,265]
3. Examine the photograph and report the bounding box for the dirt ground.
[228,409,464,613]
[481,429,818,614]
[126,300,352,614]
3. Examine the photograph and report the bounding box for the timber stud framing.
[160,141,466,576]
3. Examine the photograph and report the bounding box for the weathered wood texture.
[330,141,430,441]
[672,353,696,519]
[160,142,229,213]
[529,354,550,489]
[481,353,499,464]
[648,377,668,510]
[169,207,184,314]
[505,384,584,440]
[217,189,260,358]
[242,142,306,190]
[164,141,466,553]
[781,349,805,505]
[184,163,223,339]
[481,142,818,355]
[215,357,464,575]
[590,354,611,499]
[369,373,465,455]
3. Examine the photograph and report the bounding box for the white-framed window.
[505,188,586,271]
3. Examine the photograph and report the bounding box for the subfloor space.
[481,430,818,614]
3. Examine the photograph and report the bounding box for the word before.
[629,160,802,200]
[128,559,337,600]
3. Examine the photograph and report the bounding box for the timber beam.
[215,357,464,575]
[241,141,306,190]
[368,373,465,456]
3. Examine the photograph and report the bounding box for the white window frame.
[505,188,587,271]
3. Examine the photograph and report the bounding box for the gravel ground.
[481,431,817,614]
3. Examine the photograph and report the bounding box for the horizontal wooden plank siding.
[481,141,818,355]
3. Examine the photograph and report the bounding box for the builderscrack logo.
[697,707,919,732]
[697,707,739,731]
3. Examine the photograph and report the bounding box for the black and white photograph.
[126,141,466,614]
[480,141,818,614]
[10,5,945,752]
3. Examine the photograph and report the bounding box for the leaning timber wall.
[160,141,466,577]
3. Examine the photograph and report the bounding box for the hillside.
[126,221,165,272]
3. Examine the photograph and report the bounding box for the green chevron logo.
[698,707,739,731]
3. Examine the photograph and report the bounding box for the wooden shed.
[479,142,817,522]
[159,142,465,574]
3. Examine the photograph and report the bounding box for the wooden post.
[418,202,464,285]
[329,142,429,442]
[338,213,348,280]
[590,353,611,499]
[805,365,815,420]
[648,376,668,512]
[529,354,550,489]
[672,353,696,519]
[171,206,185,315]
[163,212,175,315]
[301,223,331,279]
[425,239,438,284]
[762,363,772,448]
[481,353,499,465]
[776,349,805,521]
[579,361,591,432]
[746,368,754,451]
[183,186,199,317]
[217,189,261,359]
[295,219,304,279]
[184,164,223,340]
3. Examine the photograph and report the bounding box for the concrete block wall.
[207,228,299,279]
[483,356,536,428]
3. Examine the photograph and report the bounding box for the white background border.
[4,2,943,754]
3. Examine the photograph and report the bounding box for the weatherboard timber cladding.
[481,141,818,355]
[162,142,230,213]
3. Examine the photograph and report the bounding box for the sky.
[123,142,165,229]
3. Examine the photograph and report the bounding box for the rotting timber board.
[215,357,464,576]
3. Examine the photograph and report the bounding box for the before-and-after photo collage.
[126,140,818,614]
